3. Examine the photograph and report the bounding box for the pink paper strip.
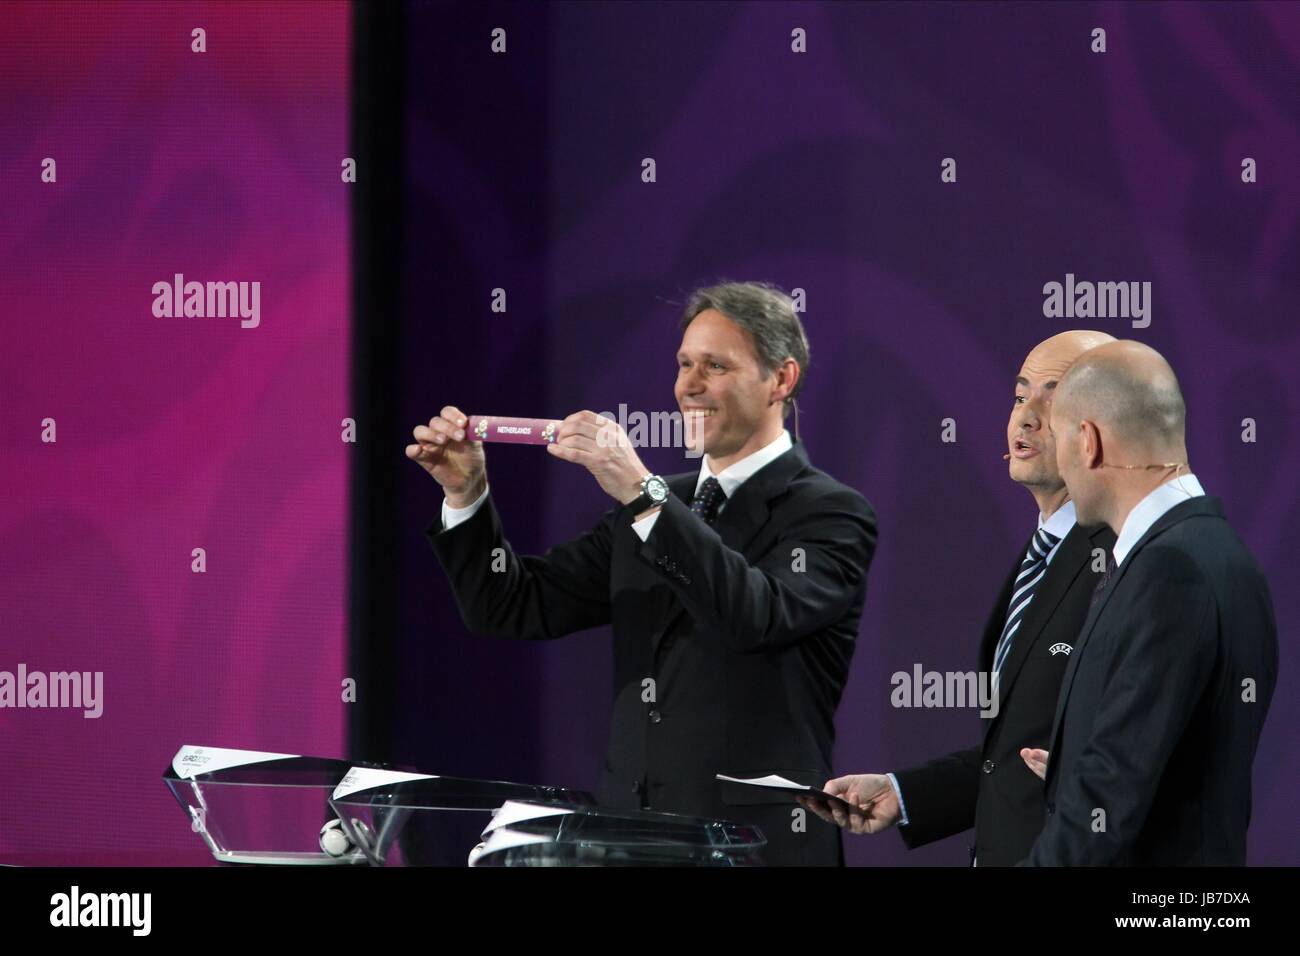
[467,415,561,445]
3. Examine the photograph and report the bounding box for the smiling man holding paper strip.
[405,281,877,865]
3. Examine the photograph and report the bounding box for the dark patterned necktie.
[1090,552,1118,606]
[690,476,726,525]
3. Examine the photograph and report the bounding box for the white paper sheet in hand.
[714,773,856,812]
[715,773,812,790]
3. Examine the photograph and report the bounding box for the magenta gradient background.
[0,2,351,864]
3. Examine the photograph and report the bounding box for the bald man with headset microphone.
[1016,341,1276,865]
[804,330,1117,866]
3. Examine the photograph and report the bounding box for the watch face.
[645,475,669,503]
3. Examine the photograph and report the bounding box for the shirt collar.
[1039,498,1077,541]
[1112,472,1206,567]
[695,430,794,500]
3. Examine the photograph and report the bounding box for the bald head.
[1056,341,1186,456]
[1052,341,1190,530]
[1007,330,1117,509]
[1021,330,1117,378]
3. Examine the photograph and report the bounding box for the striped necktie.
[992,527,1061,676]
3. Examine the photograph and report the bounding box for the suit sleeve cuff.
[887,772,910,828]
[441,484,490,531]
[631,509,660,542]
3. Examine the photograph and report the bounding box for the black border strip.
[347,0,406,764]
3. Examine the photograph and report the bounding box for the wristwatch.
[627,474,670,514]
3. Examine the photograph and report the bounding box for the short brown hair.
[680,281,809,418]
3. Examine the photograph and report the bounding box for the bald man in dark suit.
[806,331,1116,866]
[1019,341,1276,865]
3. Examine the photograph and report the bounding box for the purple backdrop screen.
[0,2,351,865]
[395,0,1298,865]
[2,0,1294,870]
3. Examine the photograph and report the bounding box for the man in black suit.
[804,330,1116,866]
[405,282,877,865]
[1017,340,1277,865]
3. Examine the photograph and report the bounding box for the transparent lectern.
[162,745,380,865]
[327,768,597,866]
[468,800,768,866]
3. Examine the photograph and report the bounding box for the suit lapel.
[707,440,808,556]
[1044,498,1221,785]
[978,555,1020,673]
[666,472,697,508]
[648,443,809,656]
[1044,543,1127,781]
[986,524,1090,721]
[710,472,774,554]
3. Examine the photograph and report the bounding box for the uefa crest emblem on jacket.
[1049,642,1073,656]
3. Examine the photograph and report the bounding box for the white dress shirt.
[1111,472,1205,567]
[1039,498,1078,566]
[630,429,793,541]
[441,481,491,531]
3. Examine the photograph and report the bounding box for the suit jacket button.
[632,780,643,794]
[981,759,995,774]
[648,709,662,724]
[1046,802,1055,816]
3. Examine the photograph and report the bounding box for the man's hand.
[545,410,651,506]
[797,773,901,835]
[405,404,487,507]
[1020,748,1049,781]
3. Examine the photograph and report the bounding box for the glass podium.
[162,745,381,865]
[165,745,769,866]
[327,769,597,867]
[468,800,768,867]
